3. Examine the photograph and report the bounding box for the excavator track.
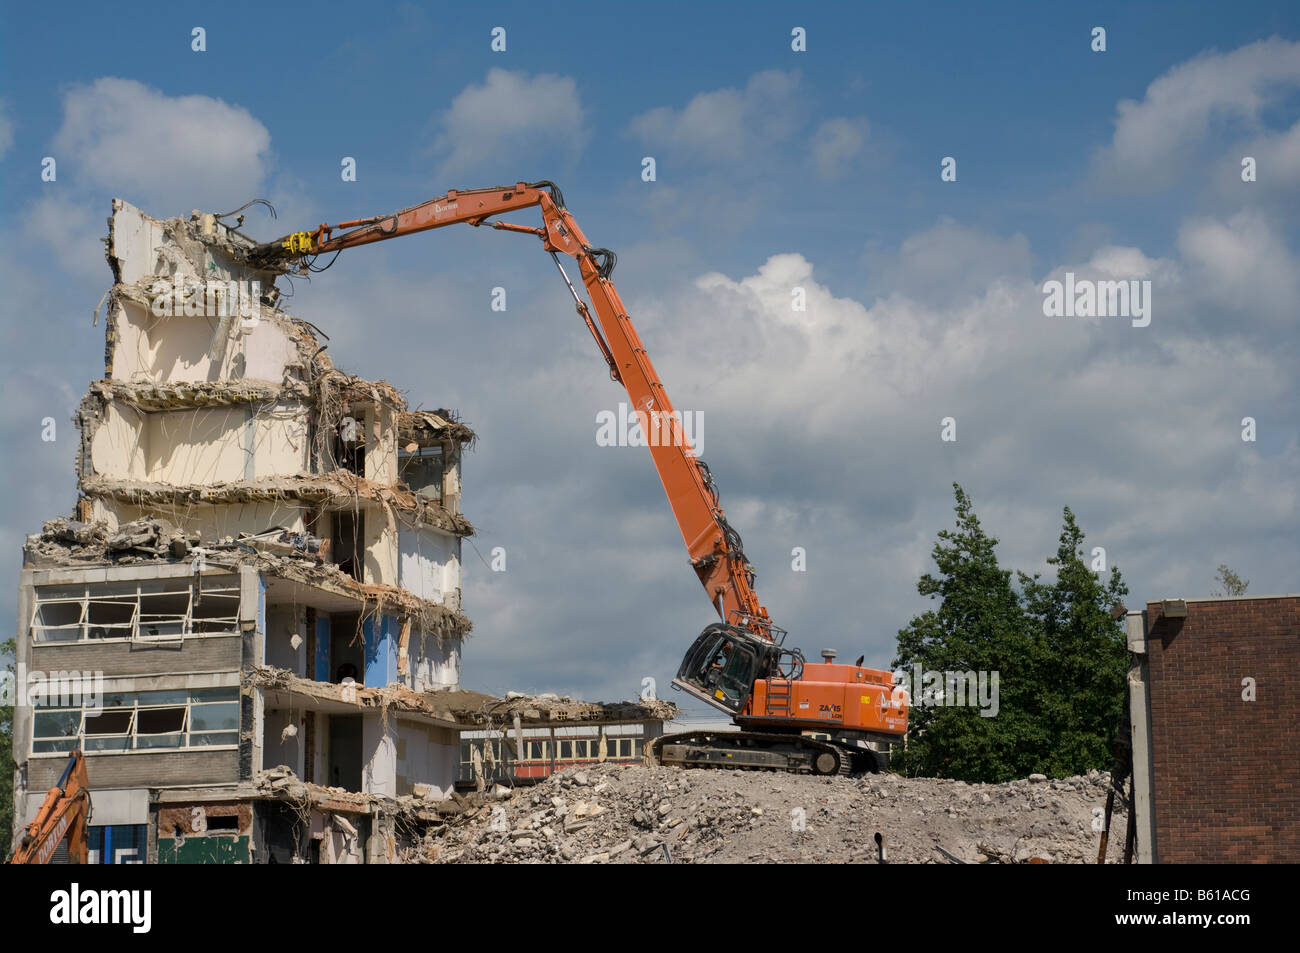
[650,730,854,776]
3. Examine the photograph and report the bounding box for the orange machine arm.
[9,751,91,864]
[251,182,773,636]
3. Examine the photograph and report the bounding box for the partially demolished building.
[11,200,673,863]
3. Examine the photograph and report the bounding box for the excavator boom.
[251,182,769,637]
[9,751,91,864]
[249,181,906,773]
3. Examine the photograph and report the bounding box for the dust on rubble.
[424,762,1127,864]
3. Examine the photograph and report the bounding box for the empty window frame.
[31,688,239,754]
[30,578,240,643]
[398,446,444,501]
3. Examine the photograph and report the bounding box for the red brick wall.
[1145,596,1299,863]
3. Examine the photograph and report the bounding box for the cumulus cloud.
[432,69,587,176]
[810,117,870,179]
[1177,210,1300,329]
[1094,37,1300,190]
[51,78,272,211]
[865,219,1033,306]
[1222,118,1300,198]
[21,194,104,285]
[629,70,803,162]
[627,230,1294,648]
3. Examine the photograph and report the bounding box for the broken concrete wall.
[109,294,309,384]
[105,199,311,385]
[361,504,399,587]
[90,401,147,480]
[394,722,459,798]
[87,402,309,485]
[98,500,308,539]
[362,712,398,798]
[365,403,398,486]
[408,629,459,692]
[398,526,460,608]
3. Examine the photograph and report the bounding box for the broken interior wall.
[398,526,460,608]
[360,502,399,587]
[394,722,460,798]
[408,632,459,692]
[81,200,477,598]
[262,708,307,779]
[97,500,308,539]
[264,603,307,672]
[90,402,310,484]
[109,293,310,384]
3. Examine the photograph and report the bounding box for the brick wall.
[1145,596,1299,862]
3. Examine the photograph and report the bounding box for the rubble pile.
[425,762,1128,864]
[254,764,444,822]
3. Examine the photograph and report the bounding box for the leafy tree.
[893,488,1129,782]
[1214,564,1249,596]
[1018,509,1129,777]
[1,637,14,858]
[892,485,1048,782]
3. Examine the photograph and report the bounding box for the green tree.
[892,485,1048,782]
[1018,507,1129,777]
[1,636,14,858]
[1214,564,1248,596]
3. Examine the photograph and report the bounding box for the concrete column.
[362,712,397,797]
[1126,609,1157,864]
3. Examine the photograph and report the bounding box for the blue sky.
[1,1,1297,717]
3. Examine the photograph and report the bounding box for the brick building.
[1126,595,1299,863]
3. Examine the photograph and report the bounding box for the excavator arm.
[250,182,773,638]
[9,751,92,864]
[248,180,905,769]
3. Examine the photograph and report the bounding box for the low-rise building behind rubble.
[11,201,672,863]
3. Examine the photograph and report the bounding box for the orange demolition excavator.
[9,751,92,864]
[248,182,906,774]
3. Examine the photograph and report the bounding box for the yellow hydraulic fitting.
[281,232,314,254]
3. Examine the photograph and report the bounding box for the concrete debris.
[25,518,473,640]
[246,664,678,728]
[398,410,476,450]
[251,765,447,825]
[79,471,474,538]
[106,516,190,555]
[40,517,110,547]
[424,763,1127,865]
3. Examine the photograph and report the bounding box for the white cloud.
[432,69,587,176]
[1094,38,1300,189]
[1233,118,1300,191]
[51,78,272,211]
[810,117,869,179]
[1177,210,1300,329]
[629,70,803,162]
[21,194,104,285]
[867,219,1033,306]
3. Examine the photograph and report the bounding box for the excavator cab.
[672,623,783,715]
